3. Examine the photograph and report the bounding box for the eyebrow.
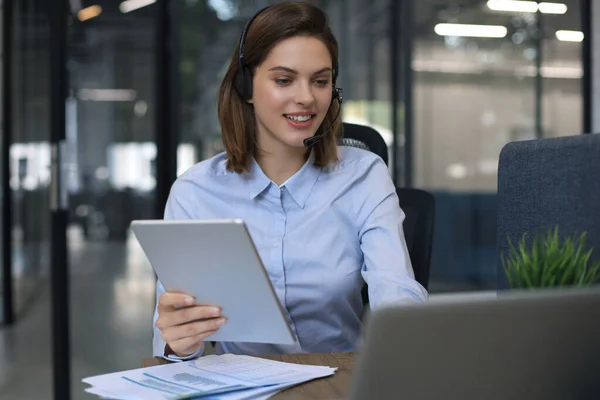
[267,66,332,75]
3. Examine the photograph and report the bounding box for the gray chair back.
[497,133,600,289]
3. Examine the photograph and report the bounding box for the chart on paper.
[125,371,247,394]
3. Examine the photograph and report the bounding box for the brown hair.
[217,1,341,174]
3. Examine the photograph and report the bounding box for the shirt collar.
[245,152,321,208]
[283,151,321,208]
[245,158,272,200]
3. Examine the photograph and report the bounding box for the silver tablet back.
[131,219,296,345]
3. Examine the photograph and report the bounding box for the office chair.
[339,122,434,303]
[396,187,434,290]
[341,122,389,166]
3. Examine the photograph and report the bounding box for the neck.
[255,147,308,186]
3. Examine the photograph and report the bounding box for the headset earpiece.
[233,6,272,101]
[234,64,254,101]
[330,67,342,105]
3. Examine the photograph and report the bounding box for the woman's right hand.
[155,292,227,357]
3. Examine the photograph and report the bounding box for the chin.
[283,138,309,149]
[282,129,318,148]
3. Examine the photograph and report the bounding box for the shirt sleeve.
[152,178,206,361]
[358,158,429,307]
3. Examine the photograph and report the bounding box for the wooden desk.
[142,352,355,399]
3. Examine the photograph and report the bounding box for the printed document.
[83,354,337,399]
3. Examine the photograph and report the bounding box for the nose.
[294,81,315,106]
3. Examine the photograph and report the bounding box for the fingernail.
[184,297,194,305]
[216,318,226,326]
[210,308,221,317]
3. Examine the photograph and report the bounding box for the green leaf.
[582,261,600,286]
[502,227,600,289]
[559,239,576,285]
[531,235,541,286]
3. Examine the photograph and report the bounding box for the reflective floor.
[0,229,156,400]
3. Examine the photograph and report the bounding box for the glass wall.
[541,0,583,137]
[66,1,158,392]
[413,0,583,290]
[336,0,394,166]
[10,0,52,315]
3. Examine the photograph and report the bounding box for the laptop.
[348,287,600,400]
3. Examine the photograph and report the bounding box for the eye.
[275,77,292,86]
[315,79,330,87]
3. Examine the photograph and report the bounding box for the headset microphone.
[303,87,343,147]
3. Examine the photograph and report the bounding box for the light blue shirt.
[153,146,427,359]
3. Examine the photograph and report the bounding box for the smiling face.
[249,35,334,154]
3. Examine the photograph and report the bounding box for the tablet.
[130,218,297,345]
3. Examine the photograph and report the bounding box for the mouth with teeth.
[284,114,316,122]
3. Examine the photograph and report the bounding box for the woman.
[153,1,427,361]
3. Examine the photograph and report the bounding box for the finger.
[158,292,195,310]
[172,306,222,326]
[168,329,219,357]
[162,318,226,342]
[157,305,221,330]
[161,318,226,343]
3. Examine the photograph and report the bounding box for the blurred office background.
[0,0,595,398]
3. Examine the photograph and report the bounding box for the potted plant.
[502,227,600,289]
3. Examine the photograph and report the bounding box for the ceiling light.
[538,2,568,14]
[486,1,567,15]
[434,23,508,38]
[487,0,537,13]
[77,5,102,22]
[119,0,157,13]
[555,30,584,42]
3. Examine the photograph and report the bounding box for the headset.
[233,5,343,147]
